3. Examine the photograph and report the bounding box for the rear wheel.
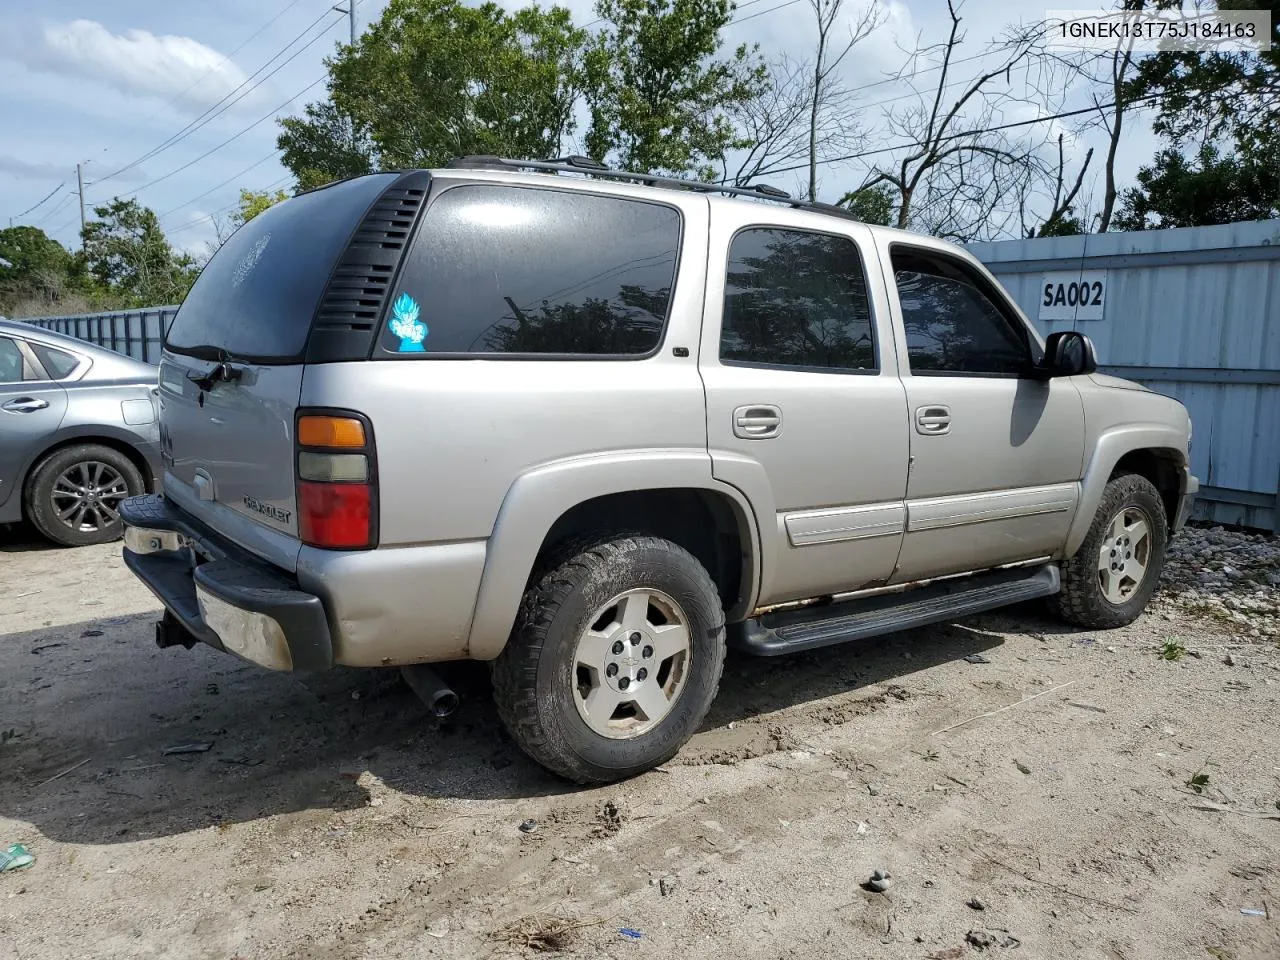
[491,535,726,784]
[1051,473,1168,629]
[26,444,144,547]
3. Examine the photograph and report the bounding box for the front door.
[0,335,69,513]
[700,211,910,605]
[880,244,1086,582]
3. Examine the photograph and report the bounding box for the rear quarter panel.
[297,190,722,660]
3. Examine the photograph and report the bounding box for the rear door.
[699,209,910,605]
[157,173,399,570]
[0,335,68,512]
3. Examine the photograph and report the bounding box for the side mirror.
[1041,330,1097,378]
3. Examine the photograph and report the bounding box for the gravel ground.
[1,521,1277,960]
[1159,525,1280,638]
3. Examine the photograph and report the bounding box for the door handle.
[733,404,782,439]
[915,405,951,435]
[2,397,50,413]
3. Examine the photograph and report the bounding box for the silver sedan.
[0,319,163,546]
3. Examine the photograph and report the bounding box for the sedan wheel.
[26,444,144,547]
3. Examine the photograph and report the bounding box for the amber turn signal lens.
[298,415,365,448]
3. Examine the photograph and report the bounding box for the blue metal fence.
[21,307,176,365]
[968,219,1280,532]
[17,218,1280,530]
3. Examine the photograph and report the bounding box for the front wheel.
[491,535,726,784]
[1051,472,1169,629]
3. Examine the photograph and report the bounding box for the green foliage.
[277,100,376,191]
[839,184,895,225]
[1186,771,1210,793]
[234,188,291,227]
[585,0,766,178]
[311,0,587,177]
[1035,216,1084,238]
[0,226,83,313]
[278,0,767,187]
[81,198,198,308]
[1160,638,1186,661]
[1128,0,1280,165]
[1114,144,1280,230]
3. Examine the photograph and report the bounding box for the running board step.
[732,563,1060,656]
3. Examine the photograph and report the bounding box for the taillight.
[295,412,377,549]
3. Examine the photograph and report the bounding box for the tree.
[843,0,1066,240]
[277,100,376,191]
[0,226,82,313]
[1018,134,1094,237]
[1129,0,1280,166]
[585,0,767,178]
[842,184,895,224]
[333,0,585,169]
[1113,143,1280,230]
[81,199,197,307]
[802,0,884,201]
[234,188,290,226]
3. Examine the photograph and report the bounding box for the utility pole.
[332,0,357,46]
[75,162,87,246]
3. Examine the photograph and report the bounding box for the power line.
[31,193,78,229]
[97,9,342,186]
[166,174,294,235]
[12,182,67,221]
[124,74,328,197]
[735,0,806,25]
[95,0,314,164]
[734,92,1161,181]
[160,149,282,219]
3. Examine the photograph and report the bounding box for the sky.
[0,0,1163,256]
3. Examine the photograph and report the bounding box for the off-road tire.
[26,444,144,547]
[491,535,726,784]
[1051,472,1169,629]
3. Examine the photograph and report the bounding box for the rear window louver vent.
[306,171,432,363]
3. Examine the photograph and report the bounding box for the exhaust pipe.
[400,665,460,718]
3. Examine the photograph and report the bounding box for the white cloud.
[17,19,249,108]
[0,155,67,181]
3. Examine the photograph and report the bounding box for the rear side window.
[165,173,398,362]
[720,227,876,372]
[0,337,26,383]
[31,343,80,379]
[379,185,681,357]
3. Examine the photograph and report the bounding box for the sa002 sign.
[1038,270,1107,321]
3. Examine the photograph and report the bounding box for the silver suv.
[120,156,1197,784]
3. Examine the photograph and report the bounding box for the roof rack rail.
[444,155,863,223]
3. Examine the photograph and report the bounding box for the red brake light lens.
[298,481,372,549]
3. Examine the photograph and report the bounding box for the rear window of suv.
[165,173,398,363]
[377,185,682,357]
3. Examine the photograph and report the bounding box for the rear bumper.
[1174,470,1199,532]
[119,494,332,671]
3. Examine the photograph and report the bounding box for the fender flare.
[465,449,767,660]
[1065,423,1189,555]
[15,423,161,498]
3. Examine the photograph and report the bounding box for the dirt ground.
[1,523,1278,960]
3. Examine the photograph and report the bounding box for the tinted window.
[892,249,1032,375]
[31,343,80,379]
[380,186,680,356]
[0,337,24,383]
[720,228,875,372]
[166,173,398,362]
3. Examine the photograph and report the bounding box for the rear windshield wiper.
[187,348,245,392]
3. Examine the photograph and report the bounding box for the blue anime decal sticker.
[389,292,427,352]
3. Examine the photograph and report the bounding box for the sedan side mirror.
[1041,330,1097,378]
